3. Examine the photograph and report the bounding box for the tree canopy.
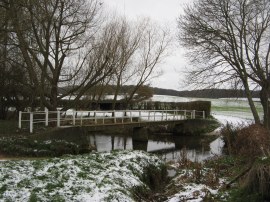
[178,0,270,128]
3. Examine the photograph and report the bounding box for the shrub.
[234,124,270,158]
[221,123,270,158]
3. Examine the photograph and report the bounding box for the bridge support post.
[132,127,149,151]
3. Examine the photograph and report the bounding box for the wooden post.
[18,111,22,129]
[57,110,60,127]
[166,110,168,120]
[193,110,196,119]
[154,111,156,121]
[139,111,142,122]
[173,110,175,120]
[103,112,105,124]
[45,108,48,126]
[161,111,164,121]
[30,112,33,133]
[114,110,116,123]
[184,110,186,119]
[148,111,150,121]
[202,111,205,119]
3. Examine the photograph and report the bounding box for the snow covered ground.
[0,150,165,202]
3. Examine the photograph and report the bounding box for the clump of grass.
[243,157,270,200]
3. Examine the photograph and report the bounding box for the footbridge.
[18,109,206,133]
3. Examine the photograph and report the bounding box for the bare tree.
[178,0,270,128]
[122,20,171,107]
[5,0,118,111]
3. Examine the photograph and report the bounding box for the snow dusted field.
[0,151,165,202]
[150,95,263,120]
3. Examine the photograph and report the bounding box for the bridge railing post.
[193,110,196,119]
[45,108,49,127]
[166,110,168,120]
[57,110,60,127]
[18,111,22,129]
[184,110,186,119]
[103,112,105,124]
[173,110,176,120]
[148,111,150,121]
[154,111,156,121]
[139,111,141,122]
[202,111,205,119]
[161,111,164,121]
[113,110,116,123]
[30,112,33,133]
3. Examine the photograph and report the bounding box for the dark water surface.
[84,133,224,162]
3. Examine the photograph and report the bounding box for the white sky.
[104,0,193,90]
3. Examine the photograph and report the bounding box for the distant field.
[150,95,263,120]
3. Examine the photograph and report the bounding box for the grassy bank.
[0,150,167,201]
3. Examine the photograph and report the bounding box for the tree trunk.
[260,86,270,130]
[243,81,261,124]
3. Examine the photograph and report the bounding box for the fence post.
[18,111,22,129]
[30,112,33,133]
[173,110,176,120]
[148,111,150,121]
[45,108,48,127]
[154,111,156,121]
[166,110,168,120]
[57,110,60,127]
[184,110,186,119]
[139,111,141,122]
[103,112,105,124]
[161,111,164,121]
[202,111,205,119]
[193,110,196,119]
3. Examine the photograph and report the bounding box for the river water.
[84,133,224,162]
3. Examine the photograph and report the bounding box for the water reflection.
[85,133,224,162]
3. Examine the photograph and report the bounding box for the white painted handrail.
[18,109,206,133]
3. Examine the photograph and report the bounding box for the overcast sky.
[104,0,193,90]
